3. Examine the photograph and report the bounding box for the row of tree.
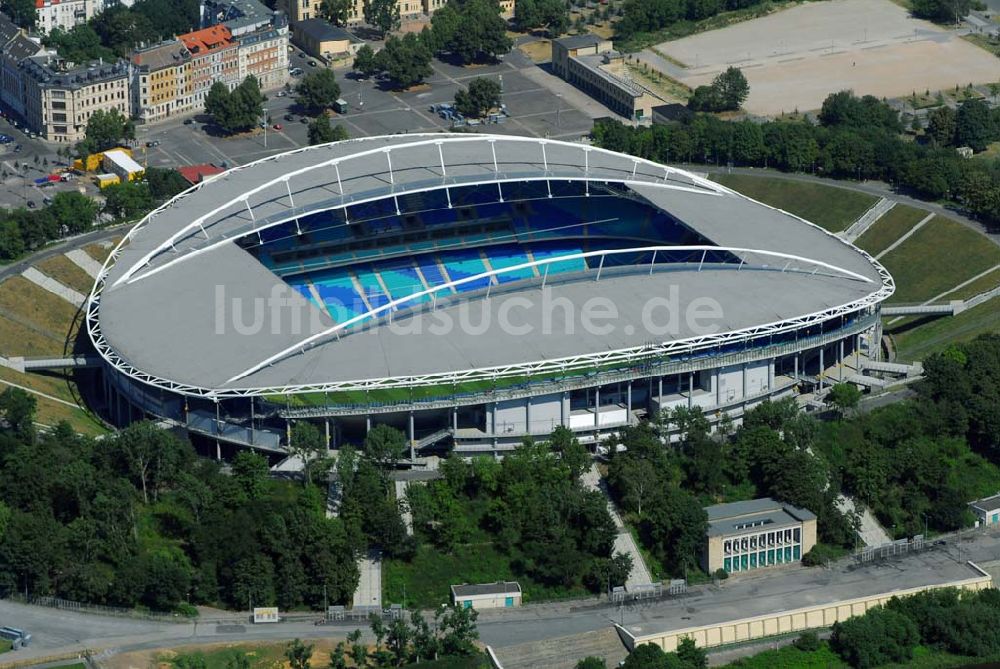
[591,91,1000,229]
[617,0,770,39]
[352,0,512,88]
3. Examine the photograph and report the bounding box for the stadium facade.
[87,134,894,456]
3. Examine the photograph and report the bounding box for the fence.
[3,593,188,623]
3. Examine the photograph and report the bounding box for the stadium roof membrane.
[90,135,893,398]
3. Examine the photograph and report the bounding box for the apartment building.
[179,24,239,108]
[203,0,288,91]
[20,56,130,143]
[35,0,109,35]
[131,40,193,123]
[0,28,46,119]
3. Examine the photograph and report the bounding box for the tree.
[444,0,512,63]
[575,658,607,669]
[231,451,269,500]
[48,191,98,234]
[911,0,971,23]
[295,69,342,115]
[0,388,36,443]
[102,181,154,220]
[831,606,919,668]
[713,67,749,110]
[364,0,400,36]
[621,644,668,669]
[375,33,433,89]
[308,116,349,146]
[43,25,115,63]
[926,106,957,146]
[76,108,134,157]
[352,43,379,78]
[285,639,314,669]
[955,99,992,152]
[289,421,329,485]
[145,167,191,200]
[363,424,407,472]
[0,217,25,261]
[676,638,707,669]
[515,0,569,35]
[1,0,35,28]
[437,604,480,656]
[205,77,263,134]
[320,0,352,25]
[827,383,862,417]
[454,77,502,117]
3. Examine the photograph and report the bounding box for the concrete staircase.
[841,198,895,243]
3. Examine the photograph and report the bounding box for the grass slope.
[36,254,96,294]
[0,276,81,339]
[711,174,878,232]
[890,296,1000,362]
[879,216,1000,304]
[854,204,928,255]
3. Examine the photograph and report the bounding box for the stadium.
[87,134,894,456]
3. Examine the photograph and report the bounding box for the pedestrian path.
[65,248,103,278]
[395,479,413,535]
[842,197,895,242]
[875,212,934,260]
[581,463,654,590]
[836,495,891,547]
[21,267,85,307]
[352,552,382,610]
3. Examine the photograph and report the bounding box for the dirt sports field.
[654,0,1000,115]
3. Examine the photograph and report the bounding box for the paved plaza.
[653,0,1000,115]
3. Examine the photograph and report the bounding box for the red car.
[272,123,283,130]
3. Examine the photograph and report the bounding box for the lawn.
[83,238,120,264]
[719,641,999,669]
[936,265,1000,301]
[710,174,878,233]
[0,316,66,357]
[889,296,1000,363]
[0,276,81,341]
[36,254,97,294]
[0,638,10,654]
[853,204,929,256]
[878,216,1000,304]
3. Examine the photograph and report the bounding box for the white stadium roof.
[89,134,893,398]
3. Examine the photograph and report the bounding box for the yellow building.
[551,33,656,121]
[702,498,817,574]
[132,40,194,124]
[294,19,363,60]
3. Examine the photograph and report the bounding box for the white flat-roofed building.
[703,498,817,575]
[451,582,521,610]
[970,493,1000,526]
[103,149,144,180]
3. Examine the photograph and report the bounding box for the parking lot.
[134,49,598,172]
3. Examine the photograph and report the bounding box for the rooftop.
[177,164,226,184]
[0,12,20,46]
[179,25,235,55]
[970,494,1000,514]
[296,19,362,44]
[554,33,607,50]
[705,498,817,537]
[572,52,645,98]
[452,582,521,597]
[21,55,129,88]
[91,135,891,397]
[132,40,191,71]
[3,34,44,63]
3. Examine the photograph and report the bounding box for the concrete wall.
[619,566,993,653]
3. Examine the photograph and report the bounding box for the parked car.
[300,116,309,123]
[13,144,21,152]
[145,140,160,147]
[272,123,282,130]
[284,113,295,121]
[183,118,194,125]
[25,200,35,208]
[308,60,317,67]
[276,90,286,97]
[289,67,303,76]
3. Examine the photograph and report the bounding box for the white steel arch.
[111,134,726,287]
[225,244,876,384]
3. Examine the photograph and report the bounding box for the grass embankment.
[890,296,1000,363]
[719,640,1000,669]
[711,174,878,233]
[878,216,1000,304]
[0,251,112,435]
[853,204,928,256]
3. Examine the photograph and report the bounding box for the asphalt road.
[2,528,998,664]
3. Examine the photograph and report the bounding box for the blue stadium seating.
[439,250,491,290]
[306,271,364,324]
[378,265,429,305]
[486,247,535,282]
[416,259,449,289]
[353,269,391,310]
[531,245,587,274]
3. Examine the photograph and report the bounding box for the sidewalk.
[581,463,654,589]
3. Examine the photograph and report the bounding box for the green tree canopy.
[363,0,400,36]
[76,108,135,158]
[320,0,352,25]
[307,115,349,145]
[375,32,433,89]
[205,77,263,134]
[352,43,379,78]
[454,76,502,117]
[295,69,342,115]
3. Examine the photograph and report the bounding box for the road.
[2,528,998,665]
